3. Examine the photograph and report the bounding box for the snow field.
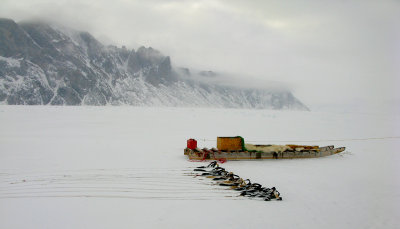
[0,106,399,229]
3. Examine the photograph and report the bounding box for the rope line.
[197,136,400,143]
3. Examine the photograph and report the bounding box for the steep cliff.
[0,18,308,110]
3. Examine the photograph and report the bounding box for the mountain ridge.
[0,18,309,110]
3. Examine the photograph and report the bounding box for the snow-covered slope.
[0,18,308,110]
[0,106,398,229]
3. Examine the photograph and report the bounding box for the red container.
[187,139,197,150]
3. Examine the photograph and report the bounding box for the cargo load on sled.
[184,136,345,160]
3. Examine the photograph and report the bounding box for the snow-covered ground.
[0,106,399,229]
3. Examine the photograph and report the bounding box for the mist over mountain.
[0,18,308,110]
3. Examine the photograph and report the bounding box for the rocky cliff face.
[0,18,309,110]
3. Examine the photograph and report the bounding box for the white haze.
[0,0,399,112]
[177,70,291,92]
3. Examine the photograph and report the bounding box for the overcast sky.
[1,0,399,110]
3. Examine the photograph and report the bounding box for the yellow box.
[217,137,243,151]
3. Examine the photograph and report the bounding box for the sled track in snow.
[0,168,243,200]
